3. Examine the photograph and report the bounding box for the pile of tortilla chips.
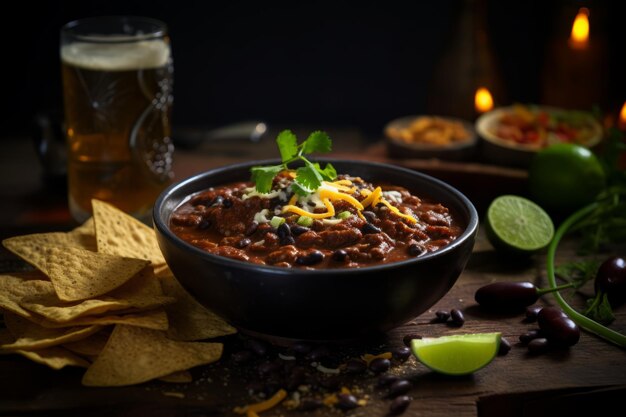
[0,199,236,387]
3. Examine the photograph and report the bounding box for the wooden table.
[1,128,624,417]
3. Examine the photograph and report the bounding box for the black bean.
[449,308,465,327]
[306,345,330,361]
[257,360,282,376]
[291,225,309,236]
[280,236,296,246]
[377,373,400,388]
[211,196,224,206]
[362,223,382,234]
[332,249,349,262]
[435,310,450,322]
[362,211,377,223]
[277,223,291,238]
[291,343,312,356]
[245,221,259,236]
[299,398,323,411]
[223,198,233,208]
[296,250,325,266]
[344,358,368,374]
[475,281,539,311]
[336,394,359,410]
[197,219,211,230]
[263,380,282,397]
[596,256,626,306]
[519,329,543,345]
[236,238,251,248]
[408,243,425,256]
[537,306,567,327]
[389,379,412,398]
[389,395,411,415]
[369,357,391,373]
[537,307,580,347]
[319,375,341,390]
[292,341,313,355]
[391,346,411,362]
[285,372,305,391]
[231,350,253,363]
[498,337,511,356]
[246,338,269,356]
[246,381,264,395]
[527,337,550,355]
[525,305,543,322]
[403,333,422,347]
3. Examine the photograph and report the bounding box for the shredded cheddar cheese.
[361,352,393,365]
[278,176,417,224]
[234,389,288,417]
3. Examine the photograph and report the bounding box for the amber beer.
[60,17,173,222]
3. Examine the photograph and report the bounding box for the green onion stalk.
[546,201,626,348]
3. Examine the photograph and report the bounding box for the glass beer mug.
[60,16,174,223]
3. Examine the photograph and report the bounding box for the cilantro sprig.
[251,130,336,195]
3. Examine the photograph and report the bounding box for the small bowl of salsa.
[476,104,603,167]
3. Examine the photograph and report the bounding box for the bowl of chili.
[153,159,478,341]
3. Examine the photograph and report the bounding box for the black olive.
[595,256,626,306]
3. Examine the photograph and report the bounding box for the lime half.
[486,195,554,255]
[410,332,501,376]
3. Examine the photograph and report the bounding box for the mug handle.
[32,111,67,180]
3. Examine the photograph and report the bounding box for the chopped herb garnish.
[250,130,335,194]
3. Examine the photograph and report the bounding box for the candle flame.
[619,101,626,129]
[570,8,589,47]
[475,87,494,114]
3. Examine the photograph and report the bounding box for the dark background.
[1,0,624,140]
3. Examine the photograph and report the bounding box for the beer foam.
[61,40,171,71]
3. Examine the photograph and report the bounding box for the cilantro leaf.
[295,164,324,192]
[250,165,283,194]
[555,259,600,289]
[250,130,334,194]
[584,292,615,324]
[314,162,337,181]
[291,182,310,197]
[276,130,299,162]
[302,131,332,155]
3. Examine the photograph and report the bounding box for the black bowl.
[153,159,478,341]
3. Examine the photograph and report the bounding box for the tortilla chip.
[2,232,96,273]
[1,312,101,350]
[158,370,193,383]
[42,309,169,331]
[159,273,236,341]
[63,330,111,356]
[109,267,165,301]
[0,273,52,320]
[45,246,149,301]
[68,217,97,251]
[82,325,223,386]
[92,199,166,266]
[13,347,91,370]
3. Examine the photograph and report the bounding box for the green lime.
[529,143,606,213]
[410,332,501,375]
[485,195,554,255]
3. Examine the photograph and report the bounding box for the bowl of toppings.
[384,115,477,160]
[154,130,478,341]
[476,104,603,167]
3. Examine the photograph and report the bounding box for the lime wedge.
[410,332,501,375]
[485,195,554,255]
